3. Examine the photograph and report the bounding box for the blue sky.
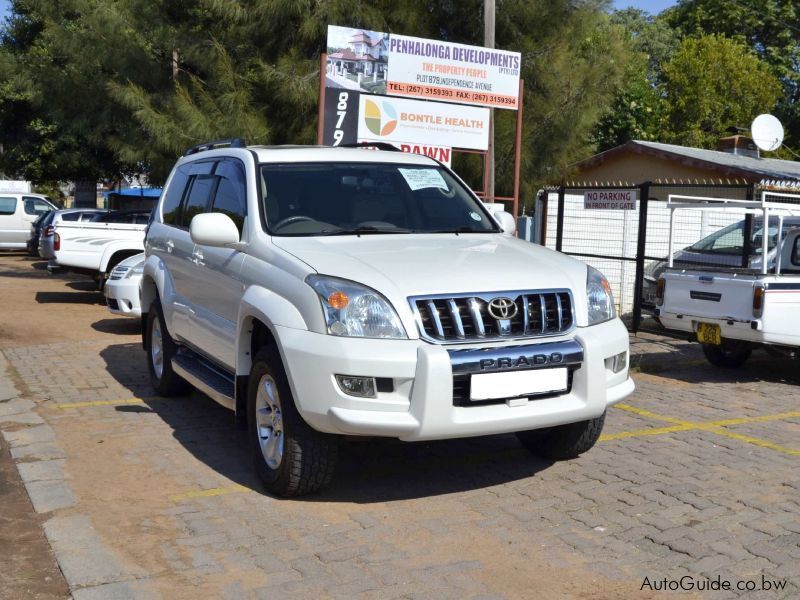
[613,0,677,13]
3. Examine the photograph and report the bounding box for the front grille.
[410,290,574,343]
[109,268,128,281]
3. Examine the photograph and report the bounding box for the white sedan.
[104,253,144,317]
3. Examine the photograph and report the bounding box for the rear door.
[166,160,218,346]
[185,157,248,368]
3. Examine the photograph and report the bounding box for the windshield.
[689,217,798,256]
[259,162,499,236]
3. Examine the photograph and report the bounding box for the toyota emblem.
[487,297,518,320]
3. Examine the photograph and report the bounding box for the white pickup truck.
[656,194,800,367]
[141,140,633,496]
[51,210,151,287]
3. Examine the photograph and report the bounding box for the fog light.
[335,375,377,398]
[605,351,627,374]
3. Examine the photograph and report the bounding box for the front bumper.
[105,277,142,317]
[276,318,633,441]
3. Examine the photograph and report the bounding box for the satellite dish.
[751,114,784,152]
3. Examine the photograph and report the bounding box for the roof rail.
[184,138,247,156]
[338,142,401,152]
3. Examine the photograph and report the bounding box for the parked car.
[26,212,53,256]
[657,198,800,368]
[49,210,151,288]
[0,192,57,249]
[642,216,800,306]
[140,140,633,496]
[104,252,144,318]
[37,208,110,260]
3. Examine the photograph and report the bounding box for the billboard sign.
[357,140,452,167]
[325,25,520,110]
[583,190,637,210]
[356,95,489,150]
[386,33,521,110]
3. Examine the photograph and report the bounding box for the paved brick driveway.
[1,284,798,597]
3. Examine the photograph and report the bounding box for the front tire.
[702,342,751,368]
[145,301,191,396]
[517,413,606,460]
[247,348,338,497]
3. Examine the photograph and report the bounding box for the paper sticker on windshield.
[470,211,482,222]
[398,168,448,192]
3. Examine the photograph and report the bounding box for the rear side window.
[0,197,16,215]
[62,213,81,221]
[162,164,191,226]
[793,237,800,266]
[180,170,217,228]
[211,159,247,235]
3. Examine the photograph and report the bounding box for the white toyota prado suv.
[142,139,633,496]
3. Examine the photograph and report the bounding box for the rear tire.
[517,412,605,460]
[247,348,338,497]
[702,342,751,368]
[145,301,191,396]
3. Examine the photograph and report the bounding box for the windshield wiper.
[320,226,412,236]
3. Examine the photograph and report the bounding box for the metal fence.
[536,181,800,333]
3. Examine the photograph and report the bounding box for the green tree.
[659,34,782,148]
[667,0,799,149]
[590,8,678,151]
[1,0,632,203]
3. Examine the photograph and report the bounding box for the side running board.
[172,349,235,410]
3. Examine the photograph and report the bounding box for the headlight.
[306,275,407,339]
[586,266,615,325]
[125,265,144,279]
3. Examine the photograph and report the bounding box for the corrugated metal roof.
[634,140,800,180]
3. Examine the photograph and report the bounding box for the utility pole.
[484,0,495,202]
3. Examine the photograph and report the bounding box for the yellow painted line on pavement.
[52,398,147,409]
[613,403,690,425]
[708,411,800,427]
[49,396,179,409]
[600,424,697,441]
[706,428,800,456]
[606,405,800,456]
[169,484,251,502]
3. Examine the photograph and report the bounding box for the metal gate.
[536,181,782,333]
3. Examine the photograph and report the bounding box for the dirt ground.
[0,434,69,600]
[0,253,77,599]
[0,251,661,599]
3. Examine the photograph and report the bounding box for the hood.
[273,233,591,328]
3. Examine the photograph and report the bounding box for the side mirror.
[493,210,516,235]
[190,213,240,247]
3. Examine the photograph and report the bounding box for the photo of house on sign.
[326,26,389,94]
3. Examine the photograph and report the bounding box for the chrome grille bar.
[539,295,546,332]
[447,299,465,339]
[468,298,485,337]
[522,296,530,334]
[426,300,445,338]
[556,294,563,329]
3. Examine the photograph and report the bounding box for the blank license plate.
[470,368,568,401]
[696,322,722,345]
